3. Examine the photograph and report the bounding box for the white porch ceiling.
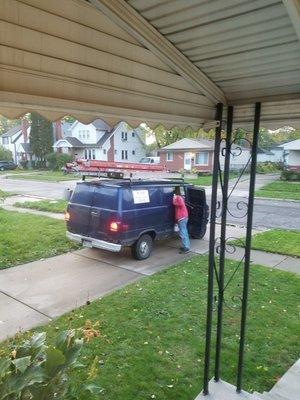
[0,0,300,128]
[126,0,300,104]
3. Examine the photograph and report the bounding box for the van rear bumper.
[66,231,122,252]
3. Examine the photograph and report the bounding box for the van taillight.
[64,212,70,222]
[109,221,128,232]
[110,221,119,232]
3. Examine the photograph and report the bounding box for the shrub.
[46,153,72,171]
[0,146,13,161]
[0,329,102,399]
[256,162,280,174]
[281,169,300,181]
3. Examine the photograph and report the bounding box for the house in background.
[1,120,32,164]
[158,138,250,173]
[268,145,284,163]
[279,139,300,171]
[256,147,276,163]
[53,120,146,162]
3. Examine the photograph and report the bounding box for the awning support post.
[203,102,223,395]
[214,105,233,382]
[236,102,261,392]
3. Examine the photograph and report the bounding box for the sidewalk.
[0,222,298,341]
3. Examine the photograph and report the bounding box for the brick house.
[159,138,250,172]
[53,120,146,162]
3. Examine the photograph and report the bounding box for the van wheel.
[131,234,153,260]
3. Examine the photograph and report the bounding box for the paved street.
[1,173,299,230]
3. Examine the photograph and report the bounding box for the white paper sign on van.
[132,190,150,204]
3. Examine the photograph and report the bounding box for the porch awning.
[0,0,300,129]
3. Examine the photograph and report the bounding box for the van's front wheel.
[131,234,153,260]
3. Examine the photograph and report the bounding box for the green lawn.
[0,209,78,269]
[255,181,300,201]
[186,172,239,187]
[6,170,79,182]
[185,175,212,186]
[0,190,16,199]
[232,229,300,258]
[3,256,299,399]
[14,199,68,213]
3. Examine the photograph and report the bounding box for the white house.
[1,122,32,164]
[280,139,300,171]
[256,148,276,163]
[53,120,146,162]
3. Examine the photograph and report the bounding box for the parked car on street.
[0,160,17,171]
[139,157,160,164]
[65,177,209,260]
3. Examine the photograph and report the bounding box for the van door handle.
[91,211,100,216]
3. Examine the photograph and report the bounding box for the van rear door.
[67,183,94,236]
[89,185,120,241]
[185,186,209,239]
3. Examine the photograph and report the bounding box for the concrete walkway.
[0,222,299,341]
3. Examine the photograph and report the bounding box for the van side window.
[92,187,118,210]
[71,184,94,205]
[122,188,163,209]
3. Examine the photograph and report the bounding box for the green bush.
[0,329,102,399]
[256,161,280,174]
[46,153,72,171]
[0,146,13,162]
[281,169,300,181]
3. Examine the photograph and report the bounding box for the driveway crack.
[0,290,52,320]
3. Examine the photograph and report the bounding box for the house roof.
[2,125,21,138]
[257,147,274,155]
[97,132,111,147]
[19,143,32,153]
[280,138,300,150]
[159,138,215,151]
[92,119,111,131]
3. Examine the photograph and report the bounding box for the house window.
[166,152,173,161]
[122,150,128,160]
[121,132,128,141]
[132,131,135,138]
[132,150,135,155]
[195,152,209,165]
[2,137,9,145]
[85,148,95,159]
[114,149,117,154]
[86,132,90,139]
[103,149,107,155]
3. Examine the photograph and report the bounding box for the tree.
[30,113,54,163]
[0,145,13,161]
[0,116,20,135]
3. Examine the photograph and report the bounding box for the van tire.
[131,234,153,260]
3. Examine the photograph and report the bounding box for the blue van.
[65,179,208,260]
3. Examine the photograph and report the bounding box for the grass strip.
[0,209,78,269]
[255,181,300,201]
[14,199,67,214]
[230,229,300,258]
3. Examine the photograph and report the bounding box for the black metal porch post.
[236,102,261,392]
[214,105,233,381]
[203,102,223,395]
